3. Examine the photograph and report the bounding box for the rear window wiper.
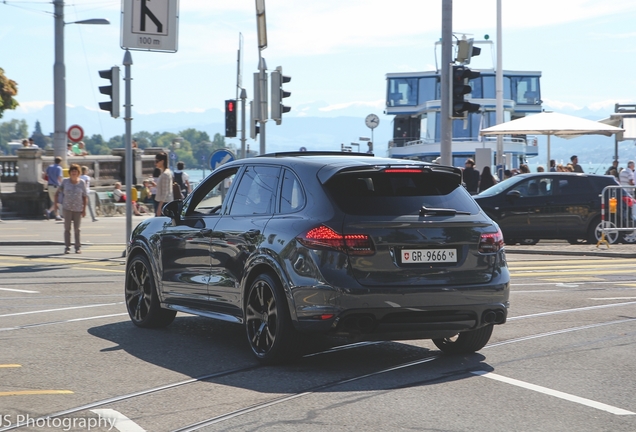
[419,206,471,216]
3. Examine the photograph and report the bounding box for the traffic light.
[455,38,481,65]
[98,66,120,118]
[225,99,237,137]
[270,66,291,125]
[249,101,259,140]
[451,65,481,118]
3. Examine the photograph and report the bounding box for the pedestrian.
[173,161,191,198]
[67,143,74,157]
[549,159,556,172]
[519,164,531,174]
[54,164,87,254]
[570,155,584,173]
[536,165,545,172]
[80,166,98,222]
[619,160,635,196]
[479,166,497,192]
[150,168,160,213]
[28,137,38,148]
[605,160,619,176]
[154,152,174,216]
[72,141,89,156]
[463,158,480,194]
[44,156,64,221]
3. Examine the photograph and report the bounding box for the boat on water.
[385,40,542,168]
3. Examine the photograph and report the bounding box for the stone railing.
[0,147,168,218]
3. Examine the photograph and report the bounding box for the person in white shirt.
[619,160,635,197]
[80,166,98,222]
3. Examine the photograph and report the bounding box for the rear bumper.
[292,274,510,339]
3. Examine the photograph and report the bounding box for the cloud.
[13,101,53,113]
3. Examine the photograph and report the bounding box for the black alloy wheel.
[432,324,494,355]
[125,255,176,328]
[245,272,297,364]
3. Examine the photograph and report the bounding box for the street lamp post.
[53,0,109,167]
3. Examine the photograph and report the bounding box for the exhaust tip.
[483,310,496,324]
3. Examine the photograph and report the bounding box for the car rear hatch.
[323,164,500,287]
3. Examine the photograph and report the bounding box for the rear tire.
[587,218,619,244]
[432,325,494,355]
[125,254,176,328]
[245,272,298,364]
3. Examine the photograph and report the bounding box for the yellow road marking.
[0,364,21,368]
[0,390,73,397]
[509,263,636,271]
[539,277,605,282]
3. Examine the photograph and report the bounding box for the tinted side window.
[186,167,238,216]
[513,177,553,197]
[326,171,480,216]
[556,177,592,196]
[279,169,305,213]
[229,166,280,215]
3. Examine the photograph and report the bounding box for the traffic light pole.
[123,49,133,252]
[240,88,247,159]
[258,56,267,155]
[440,0,453,166]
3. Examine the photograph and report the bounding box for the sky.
[2,0,636,142]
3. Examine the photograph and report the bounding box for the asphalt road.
[0,245,635,432]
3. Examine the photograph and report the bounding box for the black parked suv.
[125,153,509,363]
[474,172,620,245]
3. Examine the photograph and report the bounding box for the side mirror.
[506,190,521,200]
[162,200,181,220]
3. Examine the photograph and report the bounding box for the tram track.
[2,313,634,431]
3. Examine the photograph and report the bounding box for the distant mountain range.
[3,103,633,165]
[2,102,392,155]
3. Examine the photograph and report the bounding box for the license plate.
[401,249,457,263]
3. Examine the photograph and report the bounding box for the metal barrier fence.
[600,185,636,245]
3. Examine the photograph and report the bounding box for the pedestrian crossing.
[508,258,636,281]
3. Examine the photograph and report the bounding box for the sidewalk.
[1,214,636,259]
[0,214,153,260]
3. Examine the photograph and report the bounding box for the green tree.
[31,120,50,148]
[0,119,28,154]
[0,68,19,119]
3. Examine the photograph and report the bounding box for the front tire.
[245,272,297,364]
[432,325,494,355]
[125,254,176,328]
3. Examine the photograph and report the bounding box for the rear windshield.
[325,171,480,216]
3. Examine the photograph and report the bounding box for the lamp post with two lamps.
[53,0,109,167]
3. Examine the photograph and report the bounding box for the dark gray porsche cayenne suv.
[125,152,510,363]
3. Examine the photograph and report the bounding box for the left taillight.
[297,225,375,256]
[479,229,504,253]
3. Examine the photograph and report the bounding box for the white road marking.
[0,287,39,293]
[0,302,123,318]
[508,301,636,321]
[589,297,636,300]
[472,371,635,416]
[0,313,128,332]
[91,409,146,432]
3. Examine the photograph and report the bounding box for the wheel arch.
[241,253,300,324]
[127,240,167,304]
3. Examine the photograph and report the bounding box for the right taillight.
[479,229,504,253]
[297,225,375,255]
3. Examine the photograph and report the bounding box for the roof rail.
[259,151,375,158]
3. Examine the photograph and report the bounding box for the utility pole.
[440,0,453,166]
[495,0,504,177]
[240,88,247,159]
[123,50,133,249]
